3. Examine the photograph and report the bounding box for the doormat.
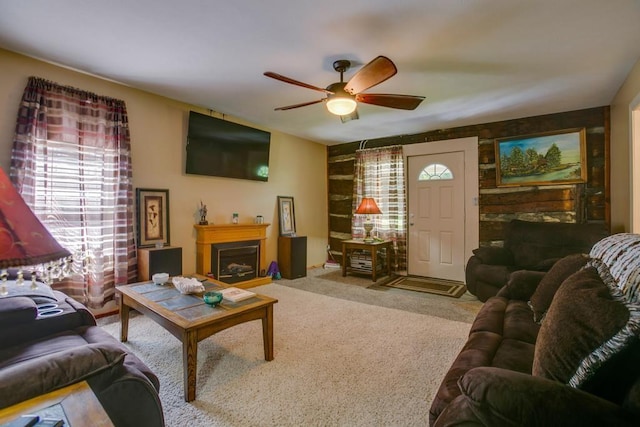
[382,276,467,298]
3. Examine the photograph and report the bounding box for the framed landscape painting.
[136,188,170,247]
[495,128,586,187]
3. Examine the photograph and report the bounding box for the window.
[352,145,407,270]
[418,163,453,180]
[10,77,136,308]
[30,140,122,272]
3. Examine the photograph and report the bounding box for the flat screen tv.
[185,111,271,182]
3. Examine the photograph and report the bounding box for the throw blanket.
[588,232,640,303]
[570,233,640,387]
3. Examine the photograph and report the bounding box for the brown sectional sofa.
[430,233,640,426]
[465,219,609,301]
[0,288,164,427]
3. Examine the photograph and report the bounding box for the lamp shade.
[326,97,357,116]
[355,197,382,215]
[0,167,71,269]
[325,82,357,116]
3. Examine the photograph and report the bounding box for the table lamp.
[355,197,382,242]
[0,167,71,295]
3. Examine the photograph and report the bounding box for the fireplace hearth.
[211,241,259,284]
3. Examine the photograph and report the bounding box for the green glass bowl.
[203,291,223,306]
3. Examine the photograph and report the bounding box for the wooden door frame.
[404,137,479,269]
[631,92,640,233]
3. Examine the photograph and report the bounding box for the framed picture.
[277,196,296,236]
[495,128,587,187]
[136,188,170,247]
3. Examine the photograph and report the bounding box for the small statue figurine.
[199,201,208,225]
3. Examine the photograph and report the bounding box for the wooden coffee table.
[116,277,277,402]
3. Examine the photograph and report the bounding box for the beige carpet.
[382,276,467,298]
[100,282,472,427]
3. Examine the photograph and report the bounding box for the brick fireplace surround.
[194,223,271,289]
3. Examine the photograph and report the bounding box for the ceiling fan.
[264,56,425,123]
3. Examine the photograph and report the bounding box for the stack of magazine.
[220,287,256,302]
[323,259,340,269]
[324,247,341,269]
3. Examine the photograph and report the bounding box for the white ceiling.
[1,0,639,145]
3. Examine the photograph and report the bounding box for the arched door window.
[418,163,453,180]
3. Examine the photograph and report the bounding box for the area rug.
[382,276,467,298]
[99,283,471,427]
[315,268,396,286]
[298,267,481,323]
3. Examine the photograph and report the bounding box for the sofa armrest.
[0,297,37,325]
[433,367,638,427]
[90,367,165,427]
[471,247,514,265]
[496,270,546,301]
[60,293,96,326]
[0,342,126,409]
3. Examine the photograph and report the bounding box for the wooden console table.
[341,239,393,282]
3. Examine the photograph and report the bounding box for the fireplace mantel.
[194,223,271,289]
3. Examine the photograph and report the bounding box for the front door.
[407,152,465,282]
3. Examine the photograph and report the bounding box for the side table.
[341,239,393,282]
[0,381,114,427]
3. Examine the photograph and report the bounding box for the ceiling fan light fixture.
[326,97,357,116]
[265,56,423,119]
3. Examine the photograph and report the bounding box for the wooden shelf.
[348,266,384,274]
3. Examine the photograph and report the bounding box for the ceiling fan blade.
[274,99,324,111]
[344,56,397,95]
[356,93,425,110]
[264,72,333,94]
[340,109,359,123]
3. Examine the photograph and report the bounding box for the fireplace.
[211,241,259,284]
[194,223,271,289]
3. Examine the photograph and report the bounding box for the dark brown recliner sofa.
[430,233,640,427]
[465,219,608,301]
[0,289,164,427]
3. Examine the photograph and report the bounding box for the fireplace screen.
[211,241,259,284]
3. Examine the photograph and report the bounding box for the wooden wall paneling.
[329,198,353,216]
[328,179,354,195]
[478,221,508,243]
[328,157,355,175]
[478,142,495,164]
[329,215,351,233]
[326,106,610,250]
[481,187,576,214]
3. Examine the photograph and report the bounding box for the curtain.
[352,145,407,270]
[10,76,136,308]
